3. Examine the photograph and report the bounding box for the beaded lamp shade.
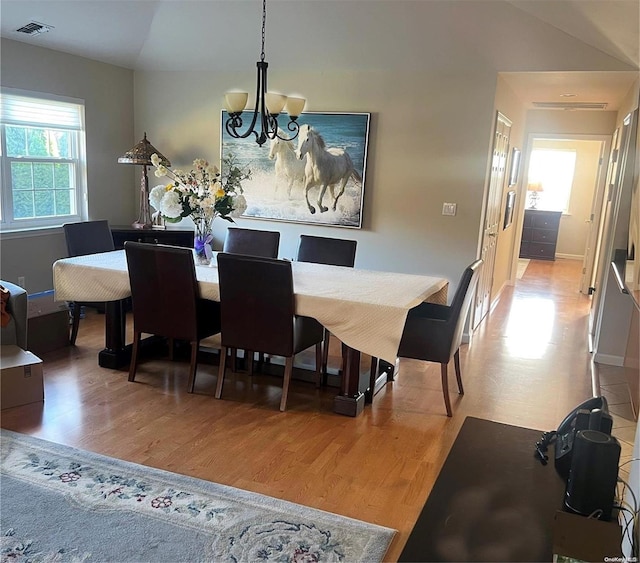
[118,133,171,229]
[118,132,170,167]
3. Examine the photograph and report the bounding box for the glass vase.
[193,217,214,266]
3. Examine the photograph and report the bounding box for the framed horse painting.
[221,111,370,228]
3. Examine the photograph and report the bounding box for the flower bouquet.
[149,153,250,265]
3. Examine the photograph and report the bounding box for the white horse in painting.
[295,124,362,214]
[268,135,306,198]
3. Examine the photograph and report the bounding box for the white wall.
[0,39,135,293]
[134,68,498,290]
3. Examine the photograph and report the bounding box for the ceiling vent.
[532,101,609,110]
[16,21,54,36]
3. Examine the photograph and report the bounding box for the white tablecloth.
[53,250,447,363]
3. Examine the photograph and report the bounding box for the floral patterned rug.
[1,430,395,562]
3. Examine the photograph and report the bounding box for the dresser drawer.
[529,242,556,259]
[532,229,558,244]
[532,212,562,230]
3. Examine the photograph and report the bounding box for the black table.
[400,417,567,562]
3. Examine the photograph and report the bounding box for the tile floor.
[597,363,637,481]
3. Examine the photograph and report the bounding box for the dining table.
[53,249,448,416]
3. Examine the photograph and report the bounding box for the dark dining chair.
[124,241,220,391]
[222,226,281,368]
[214,252,324,411]
[223,227,280,258]
[296,234,357,267]
[63,220,115,345]
[397,259,483,417]
[296,234,358,381]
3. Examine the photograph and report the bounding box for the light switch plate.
[442,202,457,216]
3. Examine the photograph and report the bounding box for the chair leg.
[321,328,330,385]
[315,342,323,388]
[168,337,175,361]
[128,331,141,382]
[280,356,294,411]
[247,351,254,375]
[367,356,379,401]
[69,302,81,345]
[215,346,228,399]
[231,348,238,372]
[340,342,348,376]
[187,340,199,393]
[440,362,453,417]
[454,349,464,395]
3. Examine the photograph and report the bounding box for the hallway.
[509,258,636,475]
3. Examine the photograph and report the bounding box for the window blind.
[0,92,83,129]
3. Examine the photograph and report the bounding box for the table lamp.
[118,133,171,229]
[527,182,544,209]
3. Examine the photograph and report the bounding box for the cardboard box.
[553,510,623,562]
[27,290,70,356]
[1,345,44,409]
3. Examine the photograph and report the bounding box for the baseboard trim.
[593,353,625,367]
[555,253,583,261]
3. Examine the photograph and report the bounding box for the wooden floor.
[2,258,636,561]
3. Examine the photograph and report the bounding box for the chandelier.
[224,0,305,147]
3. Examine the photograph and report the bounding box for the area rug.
[1,430,395,562]
[399,417,566,562]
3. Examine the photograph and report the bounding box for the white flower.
[150,153,161,167]
[159,190,183,218]
[230,194,247,217]
[148,153,250,226]
[149,185,166,211]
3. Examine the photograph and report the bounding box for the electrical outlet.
[17,276,25,287]
[442,202,457,216]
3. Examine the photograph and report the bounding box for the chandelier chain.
[260,0,266,62]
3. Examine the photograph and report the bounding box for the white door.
[473,112,511,329]
[580,137,613,294]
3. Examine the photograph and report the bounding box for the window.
[1,89,86,231]
[526,149,577,212]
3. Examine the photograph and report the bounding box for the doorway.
[516,134,610,294]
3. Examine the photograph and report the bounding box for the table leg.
[333,346,365,417]
[365,358,399,403]
[98,299,130,369]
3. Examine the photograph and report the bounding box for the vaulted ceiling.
[1,0,638,110]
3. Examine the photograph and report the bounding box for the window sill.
[0,225,63,240]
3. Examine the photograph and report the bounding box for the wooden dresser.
[110,227,194,250]
[519,209,562,261]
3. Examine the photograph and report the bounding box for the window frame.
[0,88,87,232]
